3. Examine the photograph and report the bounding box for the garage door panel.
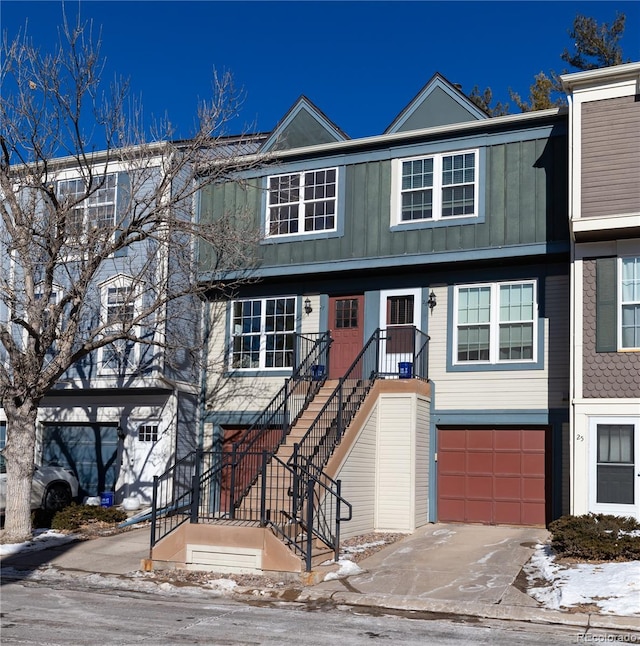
[522,453,545,475]
[438,428,547,526]
[494,453,523,475]
[494,431,521,450]
[467,476,493,498]
[523,430,546,450]
[467,430,494,450]
[494,477,522,499]
[466,452,493,474]
[439,499,466,522]
[439,432,467,450]
[522,478,545,500]
[439,475,465,497]
[439,452,466,472]
[466,501,493,523]
[494,502,523,524]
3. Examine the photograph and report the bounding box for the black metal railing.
[290,326,430,478]
[152,449,352,571]
[151,332,331,547]
[151,326,428,570]
[226,331,331,516]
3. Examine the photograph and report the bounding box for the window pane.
[401,189,432,221]
[402,158,433,190]
[442,185,474,216]
[458,287,490,324]
[597,424,634,504]
[499,323,533,360]
[457,325,490,361]
[336,299,359,329]
[387,296,414,326]
[500,283,534,322]
[622,257,640,301]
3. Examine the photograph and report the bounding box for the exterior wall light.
[428,290,437,313]
[304,297,313,315]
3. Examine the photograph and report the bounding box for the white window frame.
[453,280,538,366]
[98,276,139,375]
[619,255,640,350]
[56,173,118,242]
[266,168,338,238]
[392,149,479,225]
[230,296,296,370]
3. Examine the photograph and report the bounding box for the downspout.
[566,93,577,517]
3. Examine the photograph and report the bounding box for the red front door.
[328,295,364,378]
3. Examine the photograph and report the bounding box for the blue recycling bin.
[398,362,413,379]
[100,492,114,508]
[311,364,326,380]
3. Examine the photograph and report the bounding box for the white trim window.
[454,280,537,364]
[99,278,138,374]
[620,256,640,349]
[267,168,337,237]
[57,174,117,240]
[231,297,296,369]
[394,149,478,223]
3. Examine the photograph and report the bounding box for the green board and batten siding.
[199,134,567,273]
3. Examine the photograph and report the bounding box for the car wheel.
[43,483,72,512]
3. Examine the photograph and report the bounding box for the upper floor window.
[454,280,537,365]
[621,256,640,349]
[267,169,337,237]
[231,297,296,370]
[99,277,138,374]
[393,150,478,224]
[57,174,117,239]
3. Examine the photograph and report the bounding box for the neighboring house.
[150,73,573,574]
[561,63,640,521]
[0,153,202,505]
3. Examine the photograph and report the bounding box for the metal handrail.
[150,332,331,547]
[291,326,430,477]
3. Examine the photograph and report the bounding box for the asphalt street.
[1,578,631,646]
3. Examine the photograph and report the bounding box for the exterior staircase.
[149,327,430,574]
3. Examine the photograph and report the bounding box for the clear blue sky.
[2,1,639,141]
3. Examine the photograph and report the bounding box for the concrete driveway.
[315,523,549,607]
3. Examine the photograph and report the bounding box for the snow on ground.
[2,530,639,616]
[0,529,78,556]
[525,543,640,616]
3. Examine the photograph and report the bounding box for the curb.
[232,585,640,633]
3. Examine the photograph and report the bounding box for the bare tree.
[0,16,264,541]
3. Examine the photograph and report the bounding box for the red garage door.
[437,428,547,526]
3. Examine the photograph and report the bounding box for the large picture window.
[394,150,478,224]
[267,169,337,237]
[231,297,296,370]
[621,256,640,349]
[454,280,536,365]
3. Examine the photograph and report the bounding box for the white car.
[0,462,79,513]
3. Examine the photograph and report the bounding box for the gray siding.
[582,96,640,218]
[393,86,481,132]
[582,258,640,398]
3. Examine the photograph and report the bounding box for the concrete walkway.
[2,522,639,634]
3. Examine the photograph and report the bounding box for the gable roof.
[260,96,349,153]
[385,73,488,134]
